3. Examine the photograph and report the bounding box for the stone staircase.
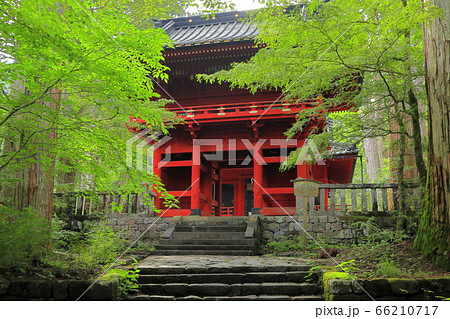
[130,258,323,301]
[151,216,260,256]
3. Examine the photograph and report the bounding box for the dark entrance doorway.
[221,183,234,216]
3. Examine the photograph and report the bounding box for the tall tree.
[0,0,175,218]
[199,0,440,234]
[0,0,238,218]
[414,0,450,270]
[199,0,437,190]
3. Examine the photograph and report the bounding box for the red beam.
[263,157,286,163]
[260,207,296,216]
[157,209,192,217]
[168,190,191,197]
[161,160,193,167]
[263,187,294,194]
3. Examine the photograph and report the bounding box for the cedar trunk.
[10,86,60,221]
[414,0,450,270]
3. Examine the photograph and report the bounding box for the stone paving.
[137,255,312,272]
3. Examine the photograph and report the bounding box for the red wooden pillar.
[297,163,311,179]
[215,167,222,216]
[153,146,162,210]
[191,143,201,215]
[204,161,213,215]
[297,140,312,179]
[236,178,246,216]
[253,147,263,214]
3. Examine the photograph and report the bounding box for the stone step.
[174,226,247,232]
[149,249,254,256]
[125,294,323,301]
[177,219,248,227]
[139,283,321,297]
[137,264,312,275]
[200,295,324,301]
[155,244,254,251]
[171,232,246,240]
[158,238,256,246]
[138,271,317,284]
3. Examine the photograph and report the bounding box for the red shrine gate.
[146,10,358,217]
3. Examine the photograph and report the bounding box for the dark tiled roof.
[155,10,258,47]
[329,142,359,156]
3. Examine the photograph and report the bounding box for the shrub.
[265,235,303,253]
[74,222,127,268]
[377,260,402,277]
[352,217,408,246]
[51,214,80,249]
[0,207,51,270]
[104,265,140,296]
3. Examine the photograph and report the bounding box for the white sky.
[232,0,265,11]
[188,0,265,13]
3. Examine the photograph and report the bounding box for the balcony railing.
[169,99,321,123]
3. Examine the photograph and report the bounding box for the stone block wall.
[103,213,172,244]
[324,275,450,301]
[259,211,394,244]
[0,279,119,301]
[97,211,394,246]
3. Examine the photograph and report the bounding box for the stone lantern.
[291,178,322,250]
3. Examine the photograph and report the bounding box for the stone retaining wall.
[259,211,394,244]
[0,278,119,301]
[324,274,450,301]
[99,212,394,246]
[103,213,172,244]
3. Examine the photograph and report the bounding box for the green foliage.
[198,0,438,182]
[351,217,408,246]
[377,260,402,277]
[131,241,155,252]
[73,223,127,268]
[0,0,183,200]
[323,272,352,281]
[0,207,51,270]
[0,208,133,278]
[337,259,359,274]
[51,214,81,249]
[265,235,303,253]
[104,265,140,296]
[305,265,321,282]
[200,0,438,105]
[435,296,450,301]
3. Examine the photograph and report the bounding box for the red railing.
[168,99,321,123]
[220,207,234,216]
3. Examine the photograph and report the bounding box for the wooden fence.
[53,191,155,216]
[306,183,421,213]
[54,183,420,217]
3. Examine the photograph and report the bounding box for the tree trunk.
[363,137,385,182]
[407,89,428,189]
[414,0,450,270]
[395,113,407,235]
[13,149,56,220]
[361,102,387,182]
[9,86,60,220]
[401,0,428,191]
